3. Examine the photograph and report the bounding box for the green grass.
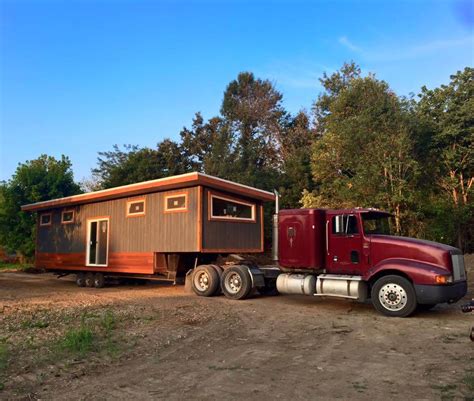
[463,373,474,394]
[59,326,95,355]
[0,343,8,392]
[0,262,33,272]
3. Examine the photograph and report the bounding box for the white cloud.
[338,34,474,62]
[338,36,361,52]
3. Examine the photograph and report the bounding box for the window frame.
[332,214,359,236]
[208,192,256,223]
[164,192,188,213]
[126,198,146,217]
[39,213,52,227]
[61,210,75,225]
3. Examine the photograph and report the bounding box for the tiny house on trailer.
[21,173,275,286]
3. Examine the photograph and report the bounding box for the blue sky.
[1,0,473,182]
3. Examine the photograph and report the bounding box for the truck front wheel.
[371,275,417,317]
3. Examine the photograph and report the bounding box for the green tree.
[278,111,315,208]
[0,155,81,258]
[416,67,474,249]
[305,71,419,234]
[93,140,191,189]
[179,113,234,178]
[221,72,286,189]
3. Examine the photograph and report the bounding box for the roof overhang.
[21,172,275,212]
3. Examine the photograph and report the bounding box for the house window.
[126,199,146,217]
[332,215,358,235]
[165,194,188,212]
[210,194,256,222]
[61,210,75,224]
[39,213,52,226]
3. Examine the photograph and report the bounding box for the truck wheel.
[371,275,417,317]
[221,265,253,300]
[191,265,220,297]
[76,273,86,287]
[93,273,105,288]
[85,272,95,288]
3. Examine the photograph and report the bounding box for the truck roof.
[279,208,392,216]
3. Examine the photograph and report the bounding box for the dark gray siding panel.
[202,188,262,251]
[37,187,199,254]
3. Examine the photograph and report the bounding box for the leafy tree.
[305,71,419,234]
[93,140,191,189]
[0,155,81,258]
[179,113,234,178]
[416,67,474,249]
[221,72,286,189]
[278,111,315,208]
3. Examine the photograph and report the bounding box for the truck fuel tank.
[276,273,316,296]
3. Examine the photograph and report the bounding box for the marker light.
[435,275,452,284]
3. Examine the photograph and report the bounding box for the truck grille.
[451,253,466,282]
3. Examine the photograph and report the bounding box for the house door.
[86,218,109,266]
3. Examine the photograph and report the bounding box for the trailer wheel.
[191,265,220,297]
[93,273,105,288]
[221,265,253,300]
[76,273,86,287]
[85,273,95,288]
[371,275,417,317]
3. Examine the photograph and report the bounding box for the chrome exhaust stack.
[272,189,279,262]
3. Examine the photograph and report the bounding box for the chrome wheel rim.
[378,283,407,311]
[225,272,242,294]
[194,271,210,291]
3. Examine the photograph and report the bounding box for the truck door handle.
[326,221,329,255]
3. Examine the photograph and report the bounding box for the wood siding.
[37,187,199,256]
[36,252,154,274]
[201,188,263,252]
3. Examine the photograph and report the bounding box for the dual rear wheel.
[192,265,253,300]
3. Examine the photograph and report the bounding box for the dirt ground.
[1,257,473,400]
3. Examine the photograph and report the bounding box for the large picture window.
[210,194,256,222]
[126,199,146,217]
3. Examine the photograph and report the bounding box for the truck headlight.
[435,275,453,284]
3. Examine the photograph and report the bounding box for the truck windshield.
[362,212,392,235]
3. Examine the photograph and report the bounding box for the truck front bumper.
[414,281,467,305]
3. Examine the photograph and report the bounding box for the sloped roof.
[21,172,275,212]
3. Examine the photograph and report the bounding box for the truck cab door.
[326,214,367,275]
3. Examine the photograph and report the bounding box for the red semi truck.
[190,206,468,317]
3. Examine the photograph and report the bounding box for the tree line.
[1,62,472,258]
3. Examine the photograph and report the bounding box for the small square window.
[61,210,75,224]
[40,213,52,226]
[126,200,145,216]
[165,194,187,212]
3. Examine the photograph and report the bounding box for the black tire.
[93,273,105,288]
[221,265,253,300]
[417,303,437,312]
[76,273,86,287]
[191,265,220,297]
[209,265,223,294]
[371,275,417,317]
[85,272,95,288]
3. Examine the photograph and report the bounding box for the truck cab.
[278,208,467,317]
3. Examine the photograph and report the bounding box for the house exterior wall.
[36,187,200,273]
[201,188,263,252]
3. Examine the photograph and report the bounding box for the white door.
[86,218,109,266]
